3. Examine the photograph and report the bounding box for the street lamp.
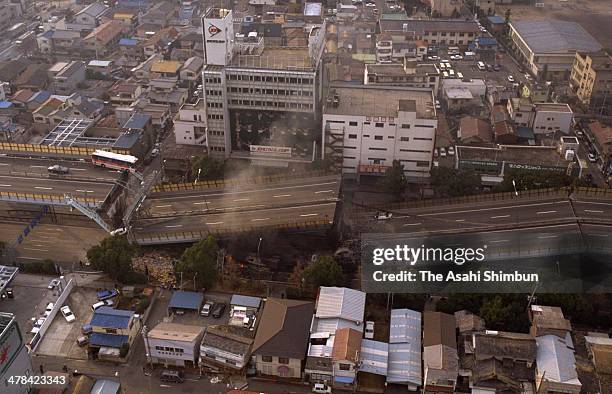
[257,237,263,262]
[512,179,519,196]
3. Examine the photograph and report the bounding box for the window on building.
[349,121,358,126]
[339,363,351,371]
[401,124,410,129]
[369,147,387,151]
[400,137,409,142]
[374,135,383,140]
[262,356,272,363]
[375,122,384,128]
[348,134,357,139]
[278,357,290,364]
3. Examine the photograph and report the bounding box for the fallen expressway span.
[130,174,342,245]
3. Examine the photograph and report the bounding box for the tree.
[494,169,574,193]
[381,160,408,198]
[430,167,481,197]
[479,295,530,332]
[304,255,343,288]
[86,236,139,280]
[175,236,219,290]
[191,156,224,182]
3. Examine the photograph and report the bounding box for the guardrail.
[0,142,130,157]
[0,191,100,207]
[151,171,337,193]
[352,187,570,213]
[133,219,332,245]
[0,169,117,184]
[574,187,612,199]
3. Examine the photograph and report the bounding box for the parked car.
[507,75,515,83]
[588,153,598,163]
[375,211,392,220]
[201,301,214,317]
[48,279,60,290]
[60,306,76,323]
[434,148,439,158]
[96,289,119,301]
[212,303,227,318]
[44,302,54,317]
[440,147,447,157]
[448,146,455,156]
[312,383,332,394]
[47,164,69,174]
[91,300,114,311]
[493,64,501,71]
[2,288,13,299]
[160,370,184,383]
[435,99,441,109]
[365,321,375,339]
[76,336,89,347]
[81,324,93,335]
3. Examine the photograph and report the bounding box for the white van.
[477,61,486,71]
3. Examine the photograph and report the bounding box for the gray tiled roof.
[511,20,601,54]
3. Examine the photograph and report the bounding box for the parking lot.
[169,292,232,327]
[35,286,99,360]
[0,273,55,334]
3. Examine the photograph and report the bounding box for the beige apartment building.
[570,50,612,106]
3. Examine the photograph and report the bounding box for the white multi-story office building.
[144,322,205,368]
[323,85,437,179]
[192,7,325,162]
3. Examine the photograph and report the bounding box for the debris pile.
[132,253,175,287]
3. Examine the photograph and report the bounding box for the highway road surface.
[142,175,341,217]
[0,156,120,201]
[356,196,612,234]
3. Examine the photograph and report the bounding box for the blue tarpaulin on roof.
[334,376,354,384]
[119,38,138,46]
[90,307,133,329]
[90,333,128,348]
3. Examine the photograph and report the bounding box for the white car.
[61,306,76,323]
[365,2,375,6]
[365,321,375,339]
[48,279,60,290]
[435,99,441,109]
[375,212,393,220]
[44,303,54,317]
[313,383,332,394]
[507,75,515,83]
[440,147,447,157]
[588,153,597,163]
[91,300,114,311]
[448,146,455,156]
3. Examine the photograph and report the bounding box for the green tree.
[304,255,343,288]
[191,156,225,182]
[86,236,139,280]
[176,236,219,290]
[381,160,408,198]
[494,169,574,193]
[430,167,481,197]
[479,295,530,332]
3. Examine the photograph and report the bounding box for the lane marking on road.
[418,201,568,217]
[315,190,334,194]
[455,219,466,222]
[402,222,422,226]
[584,209,604,213]
[0,184,11,187]
[586,233,609,237]
[34,186,53,190]
[537,235,558,239]
[0,163,8,166]
[19,256,42,260]
[155,205,172,208]
[490,215,510,219]
[22,248,49,252]
[300,213,318,217]
[30,165,47,168]
[536,210,557,215]
[164,225,183,228]
[70,168,86,171]
[233,198,250,202]
[489,239,509,243]
[206,222,223,225]
[75,190,94,193]
[193,202,208,205]
[251,218,271,222]
[273,194,292,198]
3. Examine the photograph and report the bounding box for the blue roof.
[169,290,203,310]
[119,38,138,46]
[29,91,51,103]
[230,294,262,309]
[488,15,505,24]
[0,101,13,109]
[40,30,54,39]
[90,307,134,329]
[90,332,129,348]
[113,131,141,149]
[477,37,498,46]
[517,126,535,139]
[124,113,151,130]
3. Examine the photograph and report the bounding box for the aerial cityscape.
[0,0,611,393]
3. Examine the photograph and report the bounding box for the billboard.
[0,321,23,374]
[249,145,292,158]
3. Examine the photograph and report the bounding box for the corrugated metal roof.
[90,332,129,348]
[90,307,133,329]
[387,309,422,386]
[511,20,601,54]
[359,339,388,376]
[536,335,581,385]
[315,287,365,323]
[230,294,262,309]
[169,291,203,310]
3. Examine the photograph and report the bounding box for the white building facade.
[174,100,207,146]
[532,103,573,135]
[323,86,437,179]
[144,323,204,368]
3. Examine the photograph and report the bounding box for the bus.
[91,150,138,171]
